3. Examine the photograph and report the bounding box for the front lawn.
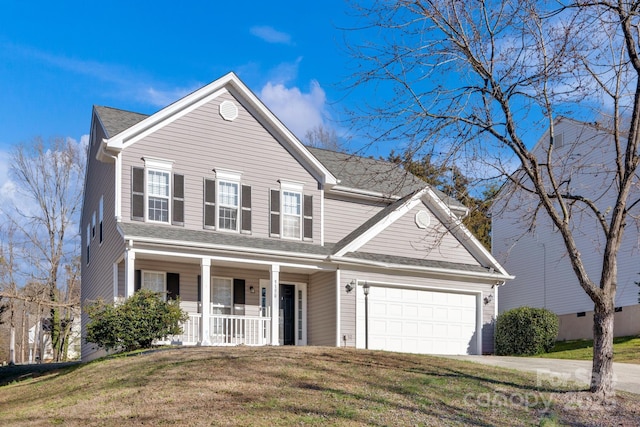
[535,336,640,364]
[1,346,638,426]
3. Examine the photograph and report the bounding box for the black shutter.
[204,179,216,228]
[173,174,184,225]
[197,275,202,303]
[241,185,252,233]
[135,269,141,291]
[303,194,313,240]
[270,189,280,236]
[233,279,246,305]
[132,167,145,220]
[167,273,180,300]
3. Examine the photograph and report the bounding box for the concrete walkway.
[441,355,640,394]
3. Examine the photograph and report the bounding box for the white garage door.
[357,286,479,355]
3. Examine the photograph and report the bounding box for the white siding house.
[492,117,640,340]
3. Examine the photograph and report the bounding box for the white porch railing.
[209,314,271,346]
[170,313,201,345]
[170,309,271,347]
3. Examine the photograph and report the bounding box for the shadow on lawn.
[0,361,82,387]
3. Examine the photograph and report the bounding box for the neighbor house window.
[91,212,96,239]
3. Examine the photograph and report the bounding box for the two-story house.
[81,72,512,361]
[492,117,640,340]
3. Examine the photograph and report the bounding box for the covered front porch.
[118,244,332,348]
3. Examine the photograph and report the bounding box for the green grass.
[1,346,638,426]
[535,335,640,364]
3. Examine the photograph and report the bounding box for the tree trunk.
[591,303,615,397]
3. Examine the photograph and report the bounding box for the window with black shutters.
[204,179,216,228]
[172,174,184,226]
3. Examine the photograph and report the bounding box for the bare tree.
[3,137,85,362]
[304,124,343,151]
[344,0,640,396]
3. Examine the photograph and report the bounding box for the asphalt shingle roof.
[119,222,333,256]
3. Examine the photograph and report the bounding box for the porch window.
[211,277,232,314]
[142,271,166,299]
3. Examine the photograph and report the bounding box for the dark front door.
[280,284,295,345]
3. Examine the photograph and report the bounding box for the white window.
[282,190,302,239]
[218,180,239,231]
[91,212,96,239]
[142,271,166,299]
[147,170,170,222]
[211,277,232,315]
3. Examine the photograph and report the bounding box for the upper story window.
[147,170,170,222]
[204,170,251,233]
[282,191,301,239]
[218,180,239,231]
[270,181,313,241]
[131,158,184,226]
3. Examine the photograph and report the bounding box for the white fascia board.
[423,186,512,278]
[334,188,429,257]
[106,87,230,152]
[131,247,330,271]
[329,255,514,282]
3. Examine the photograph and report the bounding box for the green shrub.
[86,289,188,352]
[495,306,559,355]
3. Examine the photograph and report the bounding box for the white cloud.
[259,80,328,139]
[250,26,293,45]
[145,86,199,108]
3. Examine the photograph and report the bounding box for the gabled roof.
[94,106,148,138]
[96,72,337,185]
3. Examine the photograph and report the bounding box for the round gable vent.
[219,100,238,121]
[415,210,430,229]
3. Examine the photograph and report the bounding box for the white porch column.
[270,264,280,345]
[125,248,135,297]
[200,258,211,346]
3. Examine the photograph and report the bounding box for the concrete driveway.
[441,355,640,395]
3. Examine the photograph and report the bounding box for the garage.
[356,284,480,355]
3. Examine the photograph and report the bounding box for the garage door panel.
[359,286,478,355]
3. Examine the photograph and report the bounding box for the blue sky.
[0,1,354,150]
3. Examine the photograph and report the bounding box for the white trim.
[128,246,330,270]
[335,268,341,347]
[115,152,122,221]
[320,187,325,246]
[200,258,211,345]
[270,264,280,345]
[125,248,135,297]
[329,184,402,201]
[476,294,483,355]
[112,263,118,301]
[334,188,429,256]
[214,169,242,181]
[279,180,304,192]
[143,157,174,170]
[329,255,513,281]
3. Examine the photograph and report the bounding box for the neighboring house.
[80,72,512,361]
[492,117,640,340]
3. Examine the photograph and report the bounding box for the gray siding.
[493,119,640,317]
[308,271,337,346]
[119,92,322,243]
[359,204,480,265]
[81,115,125,361]
[324,195,385,244]
[339,268,496,353]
